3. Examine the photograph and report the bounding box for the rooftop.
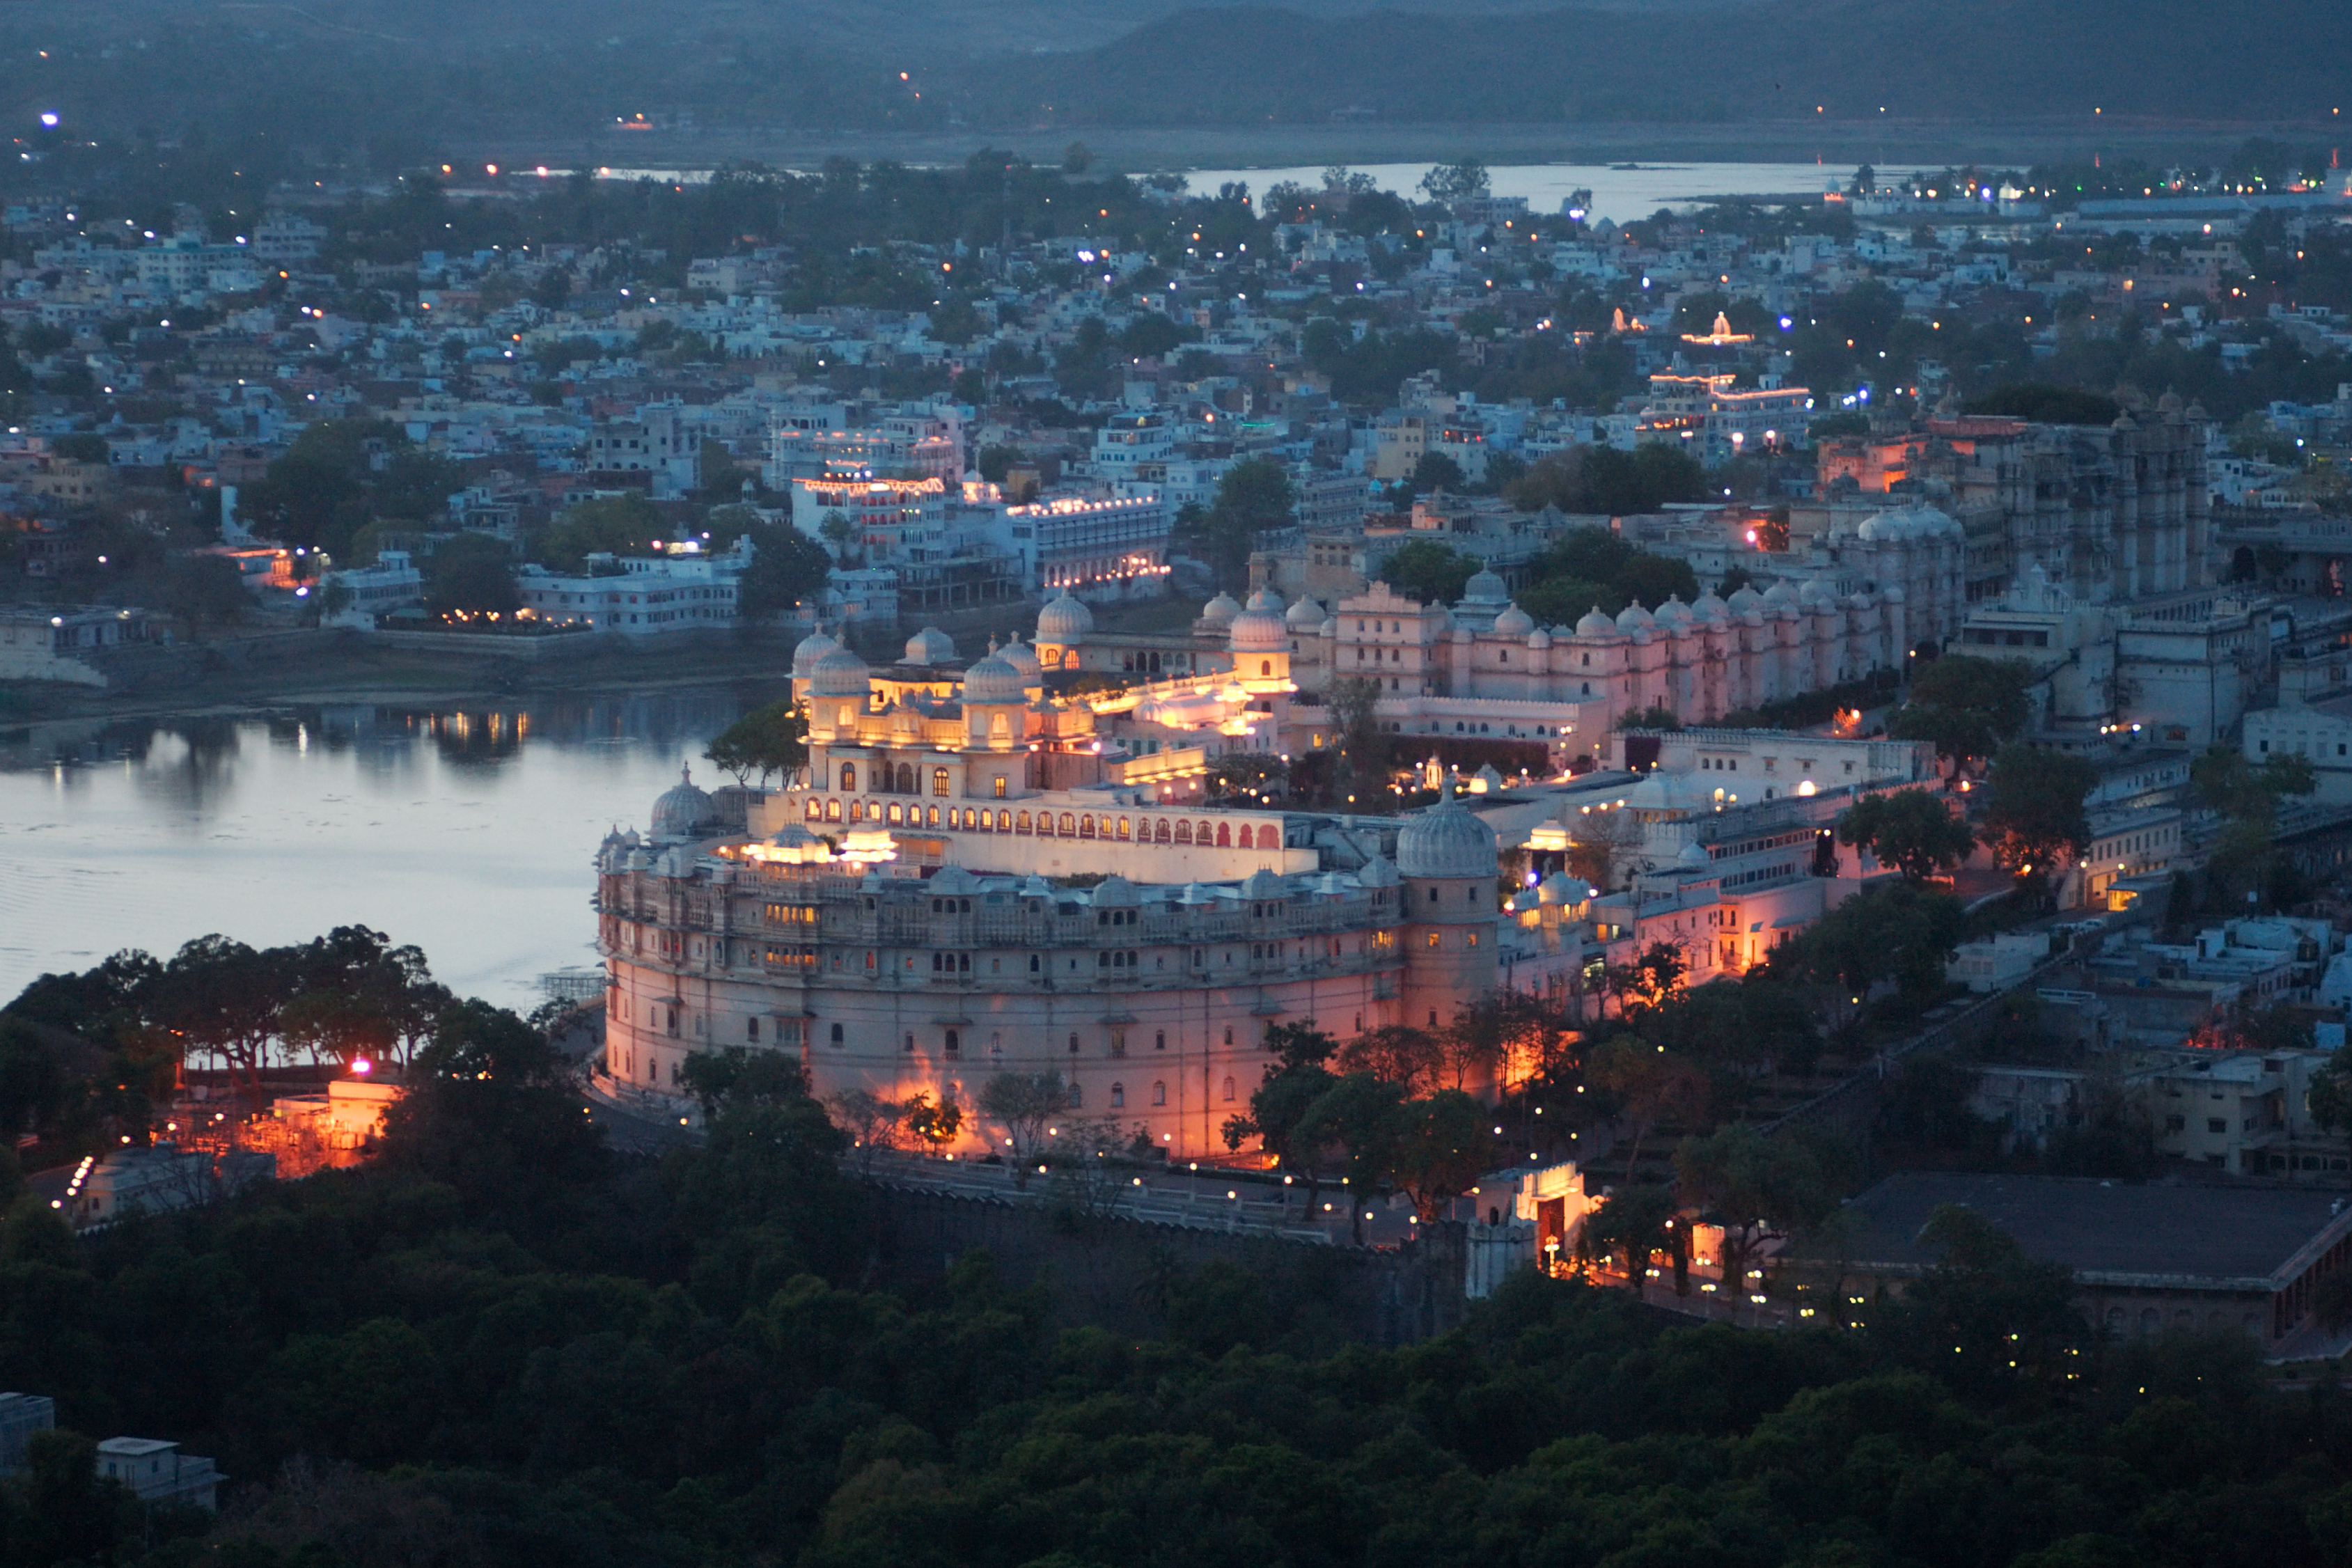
[1826,1170,2352,1289]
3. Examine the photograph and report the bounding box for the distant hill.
[976,0,2352,127]
[0,0,2342,152]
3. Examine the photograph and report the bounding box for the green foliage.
[1507,444,1708,520]
[1961,383,2122,425]
[1837,788,1976,881]
[1982,744,2099,879]
[1888,654,2034,770]
[1516,522,1701,625]
[1179,457,1293,589]
[536,493,663,572]
[237,420,466,557]
[705,699,810,787]
[423,532,518,619]
[1777,880,1967,1003]
[1375,539,1479,608]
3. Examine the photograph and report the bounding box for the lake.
[0,687,776,1012]
[1173,160,1893,223]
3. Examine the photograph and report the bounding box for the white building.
[516,537,753,634]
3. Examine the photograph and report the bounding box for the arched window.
[1154,1030,1166,1050]
[887,802,904,824]
[991,712,1010,738]
[1079,815,1096,839]
[1174,821,1193,845]
[806,799,822,822]
[1037,813,1053,836]
[1155,819,1171,843]
[824,799,841,822]
[1216,822,1231,847]
[1236,824,1254,849]
[1068,1033,1080,1054]
[1117,816,1130,840]
[1152,1081,1167,1106]
[994,810,1010,831]
[1060,813,1077,836]
[838,705,855,726]
[944,1028,960,1054]
[993,776,1008,799]
[839,762,857,792]
[932,767,950,797]
[1261,659,1272,677]
[1221,1076,1236,1102]
[896,762,916,794]
[1110,1083,1126,1108]
[1017,810,1032,833]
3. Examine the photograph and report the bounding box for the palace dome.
[962,650,1025,703]
[1035,590,1095,641]
[650,765,719,842]
[790,627,839,677]
[998,634,1043,683]
[1615,602,1655,634]
[1228,603,1287,652]
[1396,785,1500,880]
[1285,596,1326,630]
[1575,606,1618,638]
[1654,596,1695,629]
[810,645,872,698]
[1693,590,1730,621]
[1727,586,1764,616]
[902,625,957,665]
[1493,603,1535,636]
[1200,592,1243,627]
[1459,565,1510,605]
[1246,586,1287,613]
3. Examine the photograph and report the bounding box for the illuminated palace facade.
[595,626,1582,1156]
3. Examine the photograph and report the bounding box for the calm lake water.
[1177,160,1888,223]
[0,688,776,1012]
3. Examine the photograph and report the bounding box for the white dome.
[650,765,718,841]
[1285,596,1326,630]
[1228,606,1287,652]
[1727,586,1764,616]
[1319,616,1340,638]
[1200,592,1242,627]
[790,627,839,677]
[1574,606,1617,638]
[1092,874,1140,907]
[1494,603,1535,636]
[1693,591,1730,622]
[1246,586,1286,613]
[810,645,871,698]
[1036,590,1095,641]
[1798,575,1835,606]
[998,635,1043,682]
[1615,602,1655,634]
[1397,787,1500,880]
[963,650,1025,703]
[1355,854,1400,889]
[1460,565,1510,604]
[1654,596,1694,629]
[1761,581,1798,609]
[1528,628,1551,650]
[1538,871,1590,904]
[902,625,957,665]
[1677,840,1713,870]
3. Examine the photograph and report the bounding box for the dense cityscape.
[6,42,2352,1568]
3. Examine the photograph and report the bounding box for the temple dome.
[790,627,839,677]
[1615,602,1655,634]
[810,645,871,697]
[962,650,1025,703]
[650,765,718,842]
[1575,606,1618,638]
[1493,603,1535,636]
[902,625,957,665]
[1693,591,1730,621]
[1727,586,1764,616]
[1761,580,1798,609]
[1035,590,1095,641]
[1654,596,1695,629]
[1396,785,1500,880]
[1246,586,1287,613]
[1285,596,1326,630]
[1200,592,1243,627]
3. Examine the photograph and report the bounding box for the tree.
[1566,806,1645,894]
[425,532,519,619]
[1224,1022,1340,1212]
[705,700,810,787]
[1335,1024,1445,1095]
[2310,1046,2352,1167]
[1837,788,1975,881]
[1388,1089,1495,1221]
[1409,451,1466,494]
[903,1092,963,1151]
[2192,743,2316,827]
[1577,1180,1677,1285]
[1186,457,1294,588]
[1778,880,1967,1005]
[1888,655,2034,779]
[1608,941,1688,1019]
[978,1070,1067,1177]
[1587,1037,1709,1175]
[818,510,859,563]
[538,493,662,572]
[1982,744,2098,883]
[1322,675,1390,808]
[1377,540,1479,606]
[730,523,833,622]
[1292,1072,1409,1244]
[155,552,249,632]
[1419,160,1491,203]
[1673,1124,1835,1301]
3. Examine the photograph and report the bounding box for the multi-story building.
[515,538,751,634]
[593,636,1579,1152]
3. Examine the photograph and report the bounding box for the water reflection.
[0,682,785,1009]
